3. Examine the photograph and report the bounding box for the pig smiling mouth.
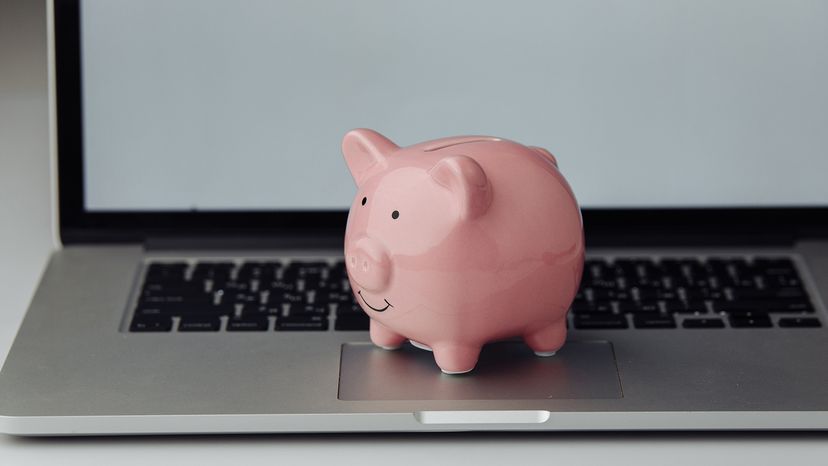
[357,290,393,312]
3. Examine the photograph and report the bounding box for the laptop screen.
[79,0,828,212]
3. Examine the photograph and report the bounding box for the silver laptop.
[2,0,828,435]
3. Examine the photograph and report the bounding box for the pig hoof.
[409,340,433,352]
[377,344,401,351]
[534,350,557,357]
[433,345,481,375]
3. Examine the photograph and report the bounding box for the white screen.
[81,0,828,211]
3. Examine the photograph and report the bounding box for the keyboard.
[128,256,821,333]
[130,260,362,332]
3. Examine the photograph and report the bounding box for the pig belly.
[396,283,570,348]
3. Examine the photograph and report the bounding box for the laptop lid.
[53,0,828,245]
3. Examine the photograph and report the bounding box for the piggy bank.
[342,129,584,374]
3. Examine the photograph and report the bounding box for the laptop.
[2,0,828,435]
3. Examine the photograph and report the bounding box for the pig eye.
[361,197,367,206]
[391,210,400,219]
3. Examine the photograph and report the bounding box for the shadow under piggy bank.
[338,341,622,401]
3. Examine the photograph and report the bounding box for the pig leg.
[524,321,567,357]
[432,344,482,374]
[369,320,406,350]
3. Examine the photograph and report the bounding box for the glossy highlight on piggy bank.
[342,129,584,374]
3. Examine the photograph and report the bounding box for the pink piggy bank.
[342,129,584,374]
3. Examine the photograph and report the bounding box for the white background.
[81,0,828,211]
[2,1,828,464]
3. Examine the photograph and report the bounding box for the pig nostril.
[362,260,369,272]
[350,256,356,266]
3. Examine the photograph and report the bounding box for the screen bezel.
[55,0,828,245]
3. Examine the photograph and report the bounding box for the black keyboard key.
[215,280,252,292]
[765,300,814,313]
[763,274,802,288]
[656,290,679,300]
[283,261,329,277]
[253,305,284,316]
[316,291,355,305]
[145,263,188,281]
[133,306,170,318]
[683,288,725,301]
[633,315,676,329]
[753,258,796,276]
[585,259,610,267]
[307,278,346,292]
[728,310,770,319]
[237,262,278,281]
[298,265,327,277]
[337,303,365,315]
[224,292,260,305]
[658,259,683,273]
[612,258,641,273]
[705,258,730,273]
[186,303,235,316]
[626,277,665,289]
[136,301,233,317]
[268,291,307,306]
[130,315,173,332]
[778,317,822,328]
[193,261,235,269]
[729,314,773,328]
[264,280,297,292]
[617,301,660,314]
[729,259,752,275]
[634,288,677,301]
[585,278,617,289]
[142,281,204,295]
[139,293,214,306]
[290,304,329,315]
[674,276,713,288]
[585,260,612,279]
[191,262,234,279]
[663,300,707,314]
[571,301,613,313]
[588,289,631,301]
[730,288,806,301]
[680,261,706,278]
[178,316,221,332]
[275,315,329,331]
[718,277,758,289]
[682,318,725,329]
[573,313,628,329]
[662,300,685,313]
[287,260,329,268]
[227,316,269,331]
[715,299,813,313]
[335,313,370,331]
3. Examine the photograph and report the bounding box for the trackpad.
[338,341,622,400]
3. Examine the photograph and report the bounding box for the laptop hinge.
[144,234,343,251]
[584,231,797,248]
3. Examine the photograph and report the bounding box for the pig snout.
[346,236,391,292]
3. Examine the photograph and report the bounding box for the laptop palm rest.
[338,341,622,400]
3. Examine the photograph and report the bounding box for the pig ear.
[429,155,492,220]
[530,146,557,167]
[342,129,399,186]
